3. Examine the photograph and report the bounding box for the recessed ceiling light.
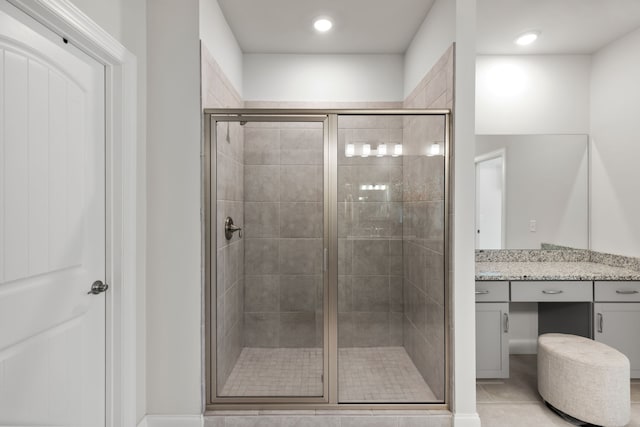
[515,31,540,46]
[314,17,333,32]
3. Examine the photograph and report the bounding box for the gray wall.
[337,116,405,347]
[242,122,325,348]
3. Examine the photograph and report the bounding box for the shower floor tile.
[219,346,436,402]
[220,347,323,397]
[339,347,437,402]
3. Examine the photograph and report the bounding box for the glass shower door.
[336,114,447,403]
[212,117,328,400]
[206,109,450,408]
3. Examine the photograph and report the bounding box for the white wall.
[147,0,202,416]
[452,0,480,425]
[67,0,122,39]
[243,53,404,102]
[120,2,148,421]
[404,0,455,98]
[476,55,591,135]
[199,0,243,95]
[590,27,640,257]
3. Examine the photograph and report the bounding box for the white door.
[0,2,106,425]
[475,154,504,249]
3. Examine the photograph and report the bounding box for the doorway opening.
[475,149,506,249]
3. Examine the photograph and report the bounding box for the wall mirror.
[475,134,589,250]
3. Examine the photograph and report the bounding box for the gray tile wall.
[206,49,454,399]
[242,122,325,348]
[337,116,405,347]
[402,46,454,401]
[202,43,245,393]
[245,102,452,404]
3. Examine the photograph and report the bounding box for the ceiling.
[216,0,435,54]
[477,0,640,54]
[216,0,640,56]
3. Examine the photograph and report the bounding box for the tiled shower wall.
[202,44,245,390]
[206,33,453,397]
[242,122,325,348]
[402,46,454,400]
[337,116,405,347]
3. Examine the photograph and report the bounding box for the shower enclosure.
[205,109,449,409]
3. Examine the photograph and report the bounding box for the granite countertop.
[476,261,640,281]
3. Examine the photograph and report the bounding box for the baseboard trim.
[138,415,203,427]
[453,412,482,427]
[510,338,538,355]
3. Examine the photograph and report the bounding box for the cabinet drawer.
[475,281,509,302]
[595,281,640,302]
[511,281,592,302]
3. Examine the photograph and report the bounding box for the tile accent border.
[204,411,452,427]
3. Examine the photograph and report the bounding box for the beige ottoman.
[538,333,630,426]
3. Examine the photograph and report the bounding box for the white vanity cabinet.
[476,281,510,378]
[593,281,640,378]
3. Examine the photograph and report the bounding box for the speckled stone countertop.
[476,261,640,281]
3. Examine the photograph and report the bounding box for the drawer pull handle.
[597,313,603,333]
[615,290,639,295]
[542,290,564,295]
[504,313,509,333]
[475,290,490,295]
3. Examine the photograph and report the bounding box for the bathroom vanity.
[475,256,640,379]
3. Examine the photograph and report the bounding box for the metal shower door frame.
[203,109,451,412]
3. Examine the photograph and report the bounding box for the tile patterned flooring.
[477,355,640,426]
[338,347,436,402]
[221,347,323,396]
[220,346,436,402]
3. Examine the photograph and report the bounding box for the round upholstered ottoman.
[538,333,630,426]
